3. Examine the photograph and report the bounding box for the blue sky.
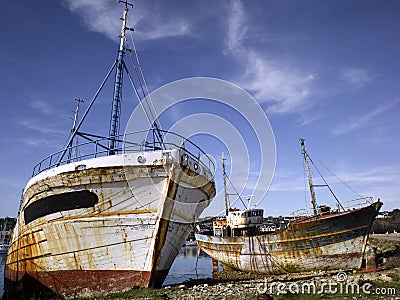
[0,0,399,218]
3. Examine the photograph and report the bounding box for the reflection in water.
[0,247,217,293]
[0,254,6,297]
[164,245,214,286]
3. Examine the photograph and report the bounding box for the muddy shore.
[83,236,400,300]
[84,267,400,300]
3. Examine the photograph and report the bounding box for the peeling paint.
[5,151,216,299]
[196,201,381,275]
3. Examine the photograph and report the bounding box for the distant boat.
[4,2,215,299]
[183,240,198,247]
[196,139,382,274]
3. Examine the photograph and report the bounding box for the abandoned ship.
[4,2,215,298]
[196,139,382,274]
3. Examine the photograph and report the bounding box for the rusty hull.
[4,151,215,299]
[196,201,382,275]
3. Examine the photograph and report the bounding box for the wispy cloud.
[63,0,191,41]
[16,119,64,135]
[340,67,373,89]
[225,0,317,114]
[0,178,24,190]
[332,166,398,185]
[269,164,399,205]
[18,137,54,147]
[30,99,54,114]
[332,98,399,134]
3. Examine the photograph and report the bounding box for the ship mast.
[67,98,84,161]
[300,138,318,216]
[221,153,230,216]
[108,0,133,155]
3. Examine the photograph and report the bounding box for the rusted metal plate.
[196,201,382,275]
[5,151,216,299]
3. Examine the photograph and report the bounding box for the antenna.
[245,195,255,209]
[221,153,230,216]
[68,98,84,161]
[118,0,133,8]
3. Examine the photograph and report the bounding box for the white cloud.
[30,99,54,114]
[340,67,373,89]
[16,119,64,135]
[63,0,191,41]
[225,0,316,114]
[332,98,399,134]
[225,0,247,54]
[18,137,53,147]
[244,52,316,113]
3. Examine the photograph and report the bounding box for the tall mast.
[108,1,133,155]
[221,153,230,216]
[68,98,84,161]
[300,138,318,216]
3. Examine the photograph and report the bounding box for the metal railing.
[32,129,215,178]
[290,197,374,219]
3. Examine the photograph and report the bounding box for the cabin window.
[24,190,98,224]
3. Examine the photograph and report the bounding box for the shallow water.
[0,254,5,297]
[164,245,213,286]
[0,246,212,297]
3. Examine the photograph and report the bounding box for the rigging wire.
[123,63,154,131]
[223,168,248,208]
[124,39,157,125]
[306,153,345,211]
[128,28,164,134]
[125,27,165,147]
[57,60,117,164]
[316,157,365,199]
[302,156,309,212]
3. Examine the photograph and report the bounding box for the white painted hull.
[5,150,215,298]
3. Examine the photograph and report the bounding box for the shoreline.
[3,236,400,299]
[81,236,400,299]
[79,266,400,300]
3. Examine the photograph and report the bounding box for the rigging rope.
[302,154,309,212]
[123,63,154,129]
[316,158,365,199]
[129,31,164,134]
[125,26,165,147]
[124,39,157,125]
[223,169,248,208]
[306,154,345,211]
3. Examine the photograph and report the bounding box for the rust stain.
[5,155,216,298]
[197,201,381,275]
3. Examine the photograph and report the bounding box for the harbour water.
[164,245,213,286]
[0,254,5,298]
[0,246,213,297]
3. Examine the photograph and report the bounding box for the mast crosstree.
[56,0,161,164]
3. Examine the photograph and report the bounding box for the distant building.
[376,212,390,219]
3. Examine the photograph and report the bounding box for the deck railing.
[32,129,215,178]
[290,197,374,219]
